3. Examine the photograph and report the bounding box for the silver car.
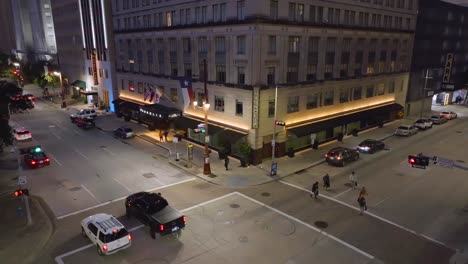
[430,115,448,124]
[413,119,433,130]
[394,125,418,136]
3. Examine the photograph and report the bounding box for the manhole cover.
[456,160,465,163]
[261,192,271,197]
[314,221,328,229]
[143,173,156,178]
[69,186,82,191]
[456,131,462,133]
[238,235,248,243]
[230,203,240,208]
[100,146,106,148]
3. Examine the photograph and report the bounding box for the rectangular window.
[289,3,296,21]
[366,85,374,98]
[180,9,185,25]
[268,36,276,54]
[171,62,178,76]
[335,8,340,24]
[215,96,225,112]
[212,4,219,22]
[344,10,350,24]
[350,11,355,25]
[306,94,319,109]
[307,64,317,81]
[198,37,207,52]
[166,11,172,27]
[388,81,395,93]
[237,36,246,55]
[215,37,225,53]
[270,0,278,19]
[376,83,385,95]
[286,66,298,83]
[183,38,191,54]
[237,67,245,84]
[268,96,275,117]
[318,7,324,23]
[310,5,316,22]
[121,79,124,90]
[324,90,334,106]
[288,36,300,53]
[129,80,135,92]
[297,4,304,22]
[267,67,275,85]
[339,88,349,103]
[186,8,191,23]
[353,87,362,100]
[137,82,143,94]
[235,100,243,116]
[170,88,178,102]
[328,8,334,23]
[287,96,299,113]
[195,7,201,23]
[184,63,192,77]
[237,0,245,20]
[201,6,207,23]
[216,65,226,82]
[220,4,226,21]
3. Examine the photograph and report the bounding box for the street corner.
[0,195,54,264]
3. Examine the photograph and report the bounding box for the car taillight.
[182,216,186,223]
[159,224,164,232]
[324,154,328,158]
[29,133,32,136]
[128,234,132,240]
[337,156,342,160]
[102,244,108,251]
[45,158,50,162]
[31,160,36,165]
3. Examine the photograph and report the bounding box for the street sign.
[18,176,27,185]
[205,136,210,143]
[270,162,277,176]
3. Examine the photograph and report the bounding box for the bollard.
[17,207,23,217]
[176,152,180,161]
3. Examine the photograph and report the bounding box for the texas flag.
[144,84,161,103]
[179,78,194,110]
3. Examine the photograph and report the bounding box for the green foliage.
[0,120,14,148]
[34,73,56,89]
[239,142,252,158]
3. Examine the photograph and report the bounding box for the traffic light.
[408,155,429,168]
[14,189,29,197]
[274,121,286,126]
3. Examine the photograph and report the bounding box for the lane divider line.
[279,180,456,251]
[80,184,100,203]
[112,177,132,193]
[48,153,63,167]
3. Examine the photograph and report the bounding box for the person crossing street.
[311,181,319,199]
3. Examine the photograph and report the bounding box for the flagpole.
[202,59,211,175]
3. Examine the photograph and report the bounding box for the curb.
[135,134,172,156]
[25,196,55,264]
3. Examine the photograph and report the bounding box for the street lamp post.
[271,85,278,176]
[419,69,433,119]
[53,71,66,108]
[192,60,211,175]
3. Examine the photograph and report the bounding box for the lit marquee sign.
[91,50,98,85]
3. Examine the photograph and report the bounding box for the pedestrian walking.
[163,130,169,142]
[224,156,230,171]
[357,194,367,215]
[323,173,330,189]
[311,181,319,199]
[349,171,358,189]
[359,187,368,197]
[159,130,164,142]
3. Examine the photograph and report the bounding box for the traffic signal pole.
[271,85,278,176]
[16,143,32,225]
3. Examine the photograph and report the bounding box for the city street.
[8,97,468,264]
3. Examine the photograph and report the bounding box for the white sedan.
[14,129,32,141]
[394,125,418,136]
[439,111,457,120]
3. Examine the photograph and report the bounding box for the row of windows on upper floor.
[117,36,410,57]
[114,1,413,31]
[119,77,402,116]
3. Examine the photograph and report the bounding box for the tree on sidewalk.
[0,119,13,152]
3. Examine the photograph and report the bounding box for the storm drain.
[456,131,462,133]
[238,235,249,243]
[230,203,240,208]
[143,173,156,178]
[314,221,328,229]
[456,160,465,163]
[69,186,82,191]
[261,192,271,197]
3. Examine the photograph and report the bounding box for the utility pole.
[202,59,211,175]
[16,143,32,225]
[270,85,278,176]
[419,69,433,119]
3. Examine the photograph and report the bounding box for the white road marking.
[374,197,390,207]
[81,184,99,203]
[50,130,62,140]
[279,180,455,251]
[333,187,353,198]
[71,129,81,136]
[56,178,197,220]
[48,153,63,167]
[112,177,132,192]
[101,147,116,156]
[236,192,375,260]
[74,149,89,160]
[54,192,374,263]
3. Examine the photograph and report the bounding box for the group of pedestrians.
[159,130,169,142]
[310,170,368,216]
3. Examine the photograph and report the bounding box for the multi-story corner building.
[6,0,58,61]
[406,0,468,115]
[0,1,16,55]
[112,0,417,164]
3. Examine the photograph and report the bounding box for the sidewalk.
[92,114,412,188]
[0,152,54,264]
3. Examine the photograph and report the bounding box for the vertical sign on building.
[442,53,453,83]
[91,50,99,85]
[252,87,260,129]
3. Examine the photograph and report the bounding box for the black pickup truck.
[125,192,186,239]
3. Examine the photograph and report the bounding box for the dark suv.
[325,147,360,166]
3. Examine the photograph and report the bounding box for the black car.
[325,147,360,166]
[125,192,186,239]
[114,127,134,138]
[24,152,50,168]
[357,139,385,154]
